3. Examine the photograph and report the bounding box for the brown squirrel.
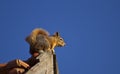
[26,28,66,54]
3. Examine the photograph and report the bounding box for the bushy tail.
[26,28,49,45]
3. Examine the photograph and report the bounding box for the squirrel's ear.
[54,32,59,36]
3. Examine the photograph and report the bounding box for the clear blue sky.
[0,0,120,74]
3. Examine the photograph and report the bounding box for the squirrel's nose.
[64,43,66,46]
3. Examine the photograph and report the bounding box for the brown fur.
[26,28,49,46]
[26,28,65,53]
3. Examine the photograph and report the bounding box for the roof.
[25,51,59,74]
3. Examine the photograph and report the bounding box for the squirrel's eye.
[60,38,63,40]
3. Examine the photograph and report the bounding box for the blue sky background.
[0,0,120,74]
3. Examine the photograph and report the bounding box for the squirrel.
[25,28,66,54]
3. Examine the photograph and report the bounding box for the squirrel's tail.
[31,28,49,36]
[26,28,49,45]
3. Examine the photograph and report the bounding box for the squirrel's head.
[54,32,66,47]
